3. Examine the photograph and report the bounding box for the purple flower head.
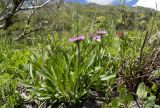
[96,31,108,36]
[69,35,85,43]
[92,36,101,41]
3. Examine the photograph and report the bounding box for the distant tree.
[0,0,63,29]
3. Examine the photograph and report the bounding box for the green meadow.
[1,2,160,108]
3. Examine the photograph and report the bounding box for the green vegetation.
[0,2,160,108]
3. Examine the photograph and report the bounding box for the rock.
[82,100,99,108]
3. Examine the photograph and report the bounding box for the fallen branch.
[14,27,43,41]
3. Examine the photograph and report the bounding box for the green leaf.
[29,64,34,79]
[86,54,96,69]
[154,105,160,108]
[136,82,147,99]
[111,98,119,108]
[100,74,116,81]
[144,96,156,108]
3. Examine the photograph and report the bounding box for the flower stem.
[77,42,80,70]
[101,35,103,49]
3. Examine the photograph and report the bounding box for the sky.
[65,0,160,11]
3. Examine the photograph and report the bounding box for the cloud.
[85,0,160,11]
[86,0,113,5]
[86,0,138,5]
[134,0,160,11]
